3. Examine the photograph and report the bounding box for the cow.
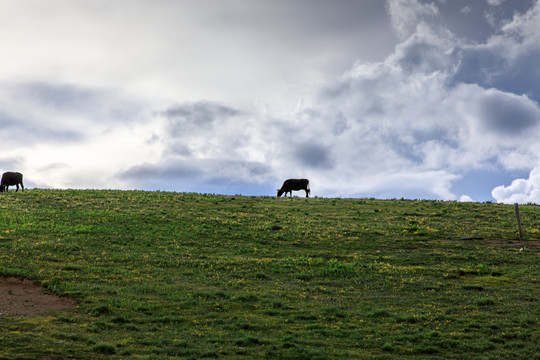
[0,172,24,192]
[277,178,310,198]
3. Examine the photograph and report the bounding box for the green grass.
[0,189,538,359]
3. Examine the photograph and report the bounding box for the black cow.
[0,172,24,192]
[277,178,310,197]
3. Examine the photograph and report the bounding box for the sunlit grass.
[0,190,538,359]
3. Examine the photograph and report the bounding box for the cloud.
[119,158,274,194]
[0,1,396,108]
[157,101,257,161]
[453,2,540,102]
[122,0,540,200]
[492,167,540,203]
[2,0,540,201]
[0,109,82,145]
[475,90,540,135]
[294,143,334,169]
[0,156,24,171]
[386,0,439,40]
[121,159,272,185]
[162,102,243,136]
[0,81,154,189]
[292,0,540,199]
[0,82,146,144]
[118,100,279,193]
[120,161,203,183]
[487,0,506,6]
[324,170,460,200]
[0,82,118,149]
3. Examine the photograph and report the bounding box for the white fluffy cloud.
[492,167,540,203]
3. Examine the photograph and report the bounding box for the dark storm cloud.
[478,91,540,134]
[294,143,334,169]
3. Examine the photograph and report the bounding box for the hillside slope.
[0,190,538,359]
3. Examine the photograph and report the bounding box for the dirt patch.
[0,276,77,317]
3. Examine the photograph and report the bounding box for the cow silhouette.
[0,172,24,192]
[277,179,310,197]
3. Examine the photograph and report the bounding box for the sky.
[1,0,540,203]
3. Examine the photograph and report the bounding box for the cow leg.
[20,183,24,191]
[305,189,309,197]
[16,184,19,192]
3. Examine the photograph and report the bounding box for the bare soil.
[0,276,77,317]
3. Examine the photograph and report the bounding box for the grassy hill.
[0,189,538,359]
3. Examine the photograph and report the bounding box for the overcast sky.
[1,0,540,202]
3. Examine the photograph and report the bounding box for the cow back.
[1,172,23,186]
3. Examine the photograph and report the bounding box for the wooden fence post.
[514,203,524,242]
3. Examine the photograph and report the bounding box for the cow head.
[277,189,284,197]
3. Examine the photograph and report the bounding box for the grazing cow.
[0,172,24,192]
[277,178,310,198]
